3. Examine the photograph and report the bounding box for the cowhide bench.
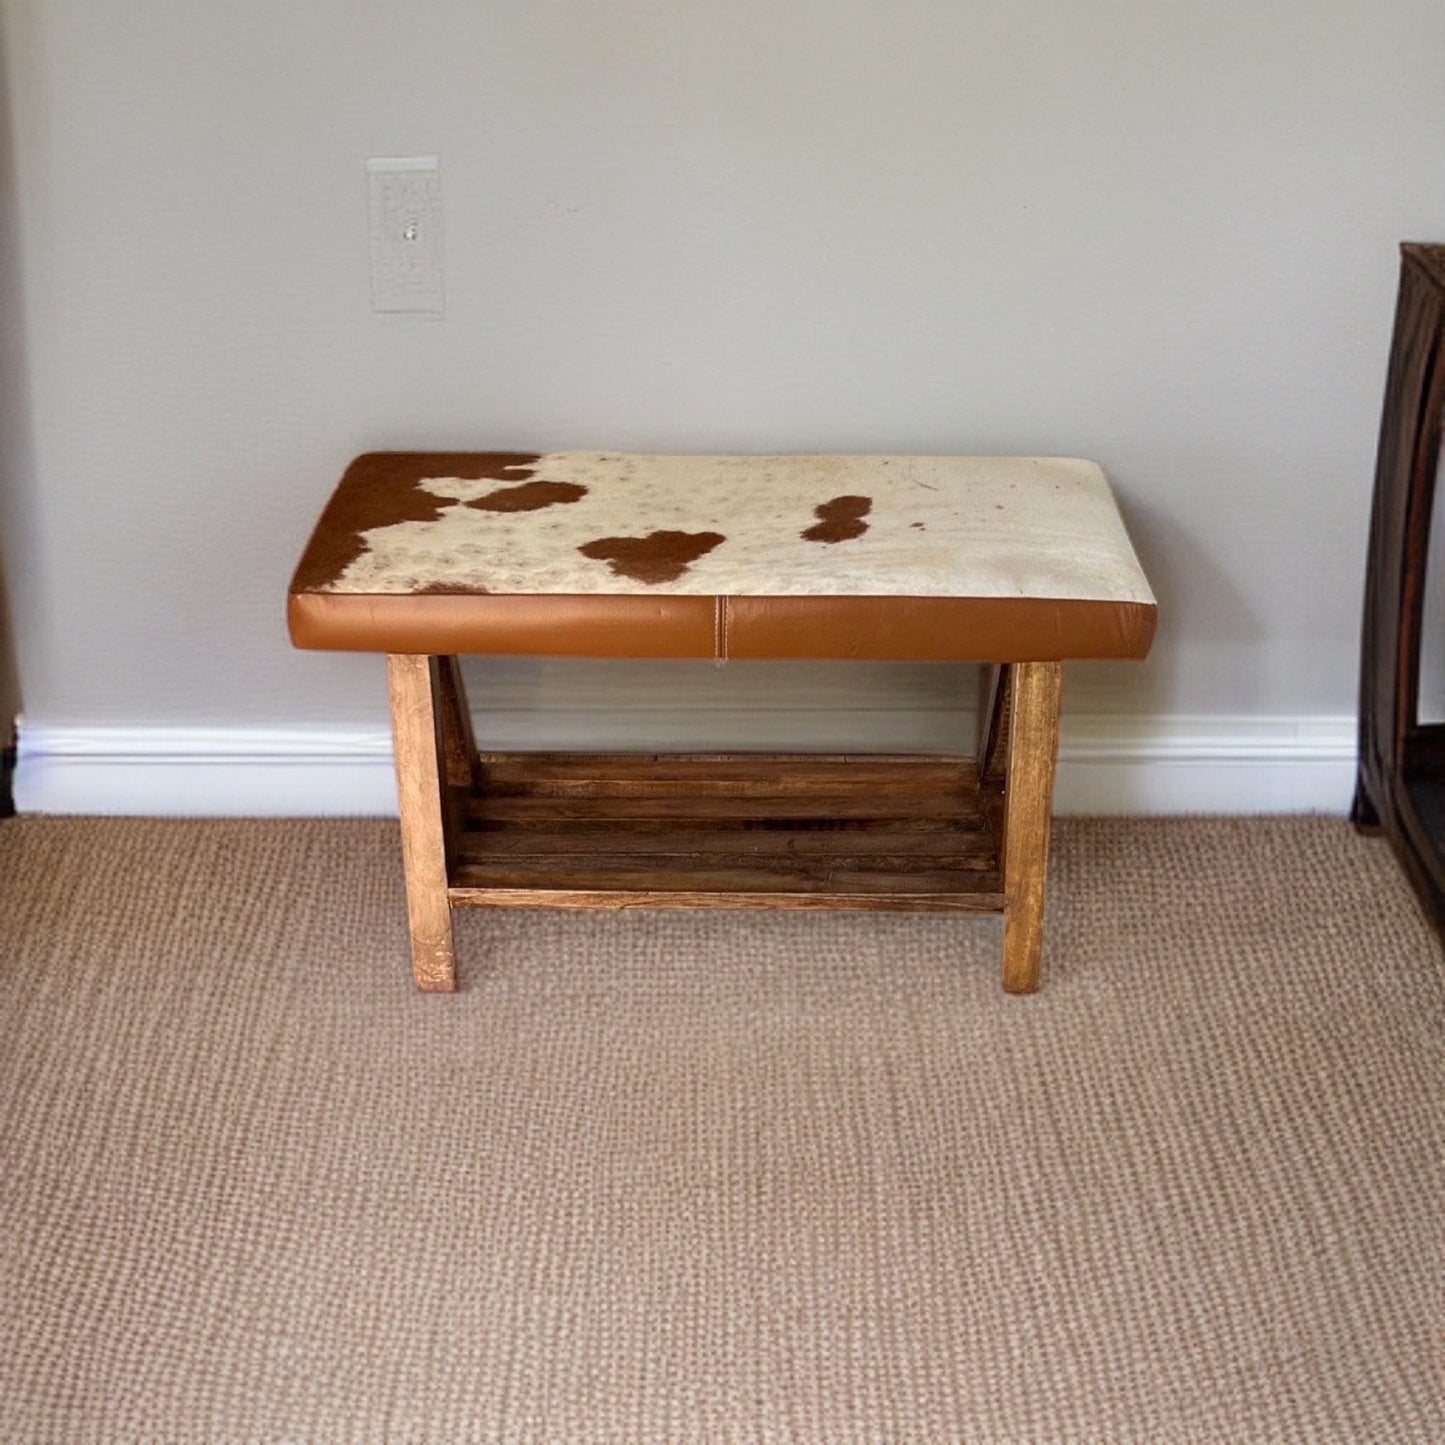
[289,452,1156,993]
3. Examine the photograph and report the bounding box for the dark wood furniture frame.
[387,654,1061,995]
[1353,242,1445,930]
[0,741,13,819]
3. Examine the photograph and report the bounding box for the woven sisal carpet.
[2,816,1441,1443]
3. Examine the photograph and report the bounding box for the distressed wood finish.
[450,751,1003,913]
[382,661,1073,987]
[1001,661,1063,993]
[976,664,1010,784]
[435,656,483,861]
[449,884,1003,913]
[438,656,484,794]
[976,664,1011,853]
[470,792,981,826]
[387,654,457,992]
[1353,243,1445,932]
[463,826,995,864]
[476,752,971,798]
[378,673,1086,981]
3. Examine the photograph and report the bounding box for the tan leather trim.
[288,591,718,657]
[726,596,1157,662]
[290,589,1156,662]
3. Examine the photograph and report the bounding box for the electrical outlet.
[367,156,444,315]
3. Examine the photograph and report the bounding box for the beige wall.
[0,570,18,749]
[1,15,26,744]
[2,1,1443,739]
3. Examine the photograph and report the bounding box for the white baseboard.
[14,726,402,818]
[1052,715,1357,815]
[13,713,1357,817]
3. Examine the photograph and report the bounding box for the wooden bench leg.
[977,663,1010,787]
[436,656,484,795]
[1001,661,1063,994]
[387,653,456,992]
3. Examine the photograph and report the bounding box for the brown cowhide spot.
[803,494,872,543]
[468,480,588,513]
[291,452,540,591]
[577,530,726,585]
[413,580,491,595]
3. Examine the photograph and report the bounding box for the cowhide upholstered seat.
[290,452,1156,993]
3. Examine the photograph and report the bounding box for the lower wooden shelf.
[446,751,1004,913]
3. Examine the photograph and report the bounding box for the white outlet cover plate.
[366,156,444,315]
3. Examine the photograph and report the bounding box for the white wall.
[3,2,1444,805]
[0,15,27,747]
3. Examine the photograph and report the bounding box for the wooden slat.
[476,750,971,770]
[475,752,975,800]
[468,792,976,825]
[459,824,994,864]
[452,861,996,894]
[458,851,994,880]
[459,854,996,880]
[450,878,1005,913]
[449,887,1003,913]
[447,746,1002,917]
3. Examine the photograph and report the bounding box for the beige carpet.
[2,816,1441,1443]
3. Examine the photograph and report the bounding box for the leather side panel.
[290,589,1156,661]
[727,596,1157,661]
[288,591,718,657]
